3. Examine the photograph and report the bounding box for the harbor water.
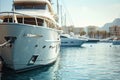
[1,43,120,80]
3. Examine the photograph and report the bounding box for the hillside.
[101,18,120,32]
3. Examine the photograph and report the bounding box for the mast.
[60,5,63,26]
[64,13,66,27]
[0,0,1,12]
[57,0,59,23]
[48,0,52,3]
[57,0,59,15]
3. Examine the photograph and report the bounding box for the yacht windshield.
[3,17,44,26]
[60,36,68,38]
[15,3,46,10]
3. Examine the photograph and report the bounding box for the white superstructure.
[60,33,86,47]
[0,0,61,72]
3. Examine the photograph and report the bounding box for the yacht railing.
[0,12,59,29]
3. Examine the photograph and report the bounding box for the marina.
[0,43,120,80]
[0,0,120,80]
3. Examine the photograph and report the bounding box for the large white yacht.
[0,0,61,72]
[60,33,86,47]
[112,37,120,45]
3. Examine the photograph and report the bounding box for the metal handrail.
[0,11,58,29]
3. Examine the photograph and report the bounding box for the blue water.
[1,43,120,80]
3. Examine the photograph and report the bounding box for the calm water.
[1,43,120,80]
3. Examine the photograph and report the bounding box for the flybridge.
[14,0,51,2]
[13,0,54,15]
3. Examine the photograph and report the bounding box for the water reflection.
[58,43,120,80]
[1,43,120,80]
[1,57,60,80]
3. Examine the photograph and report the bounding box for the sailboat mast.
[56,0,59,23]
[64,13,66,26]
[12,0,14,11]
[57,0,59,15]
[60,5,63,26]
[0,0,1,12]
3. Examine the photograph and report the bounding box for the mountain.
[101,18,120,32]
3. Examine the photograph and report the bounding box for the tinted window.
[3,18,13,22]
[37,18,44,26]
[15,4,46,10]
[60,36,67,38]
[24,18,36,25]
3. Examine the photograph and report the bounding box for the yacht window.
[24,18,36,25]
[60,36,67,38]
[37,18,44,26]
[34,5,46,9]
[15,3,46,10]
[15,6,23,9]
[17,18,22,23]
[62,42,68,43]
[3,18,13,22]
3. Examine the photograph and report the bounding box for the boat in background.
[86,38,99,43]
[79,36,99,43]
[112,40,120,45]
[112,37,120,45]
[0,0,61,72]
[60,33,87,47]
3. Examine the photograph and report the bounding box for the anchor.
[0,36,16,47]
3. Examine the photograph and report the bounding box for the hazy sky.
[0,0,120,27]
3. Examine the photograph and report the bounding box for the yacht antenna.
[0,0,1,12]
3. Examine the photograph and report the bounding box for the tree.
[80,31,86,36]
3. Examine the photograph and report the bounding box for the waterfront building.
[109,25,120,36]
[86,26,98,38]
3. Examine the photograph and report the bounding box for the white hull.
[61,37,85,47]
[0,23,60,71]
[112,40,120,45]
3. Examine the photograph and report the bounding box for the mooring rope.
[0,40,11,47]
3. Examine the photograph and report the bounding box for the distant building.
[86,26,98,38]
[62,25,74,34]
[73,27,85,35]
[109,26,120,36]
[62,26,85,35]
[86,26,98,33]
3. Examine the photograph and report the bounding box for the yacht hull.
[61,38,85,47]
[0,23,60,71]
[112,40,120,45]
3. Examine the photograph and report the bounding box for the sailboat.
[0,0,61,72]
